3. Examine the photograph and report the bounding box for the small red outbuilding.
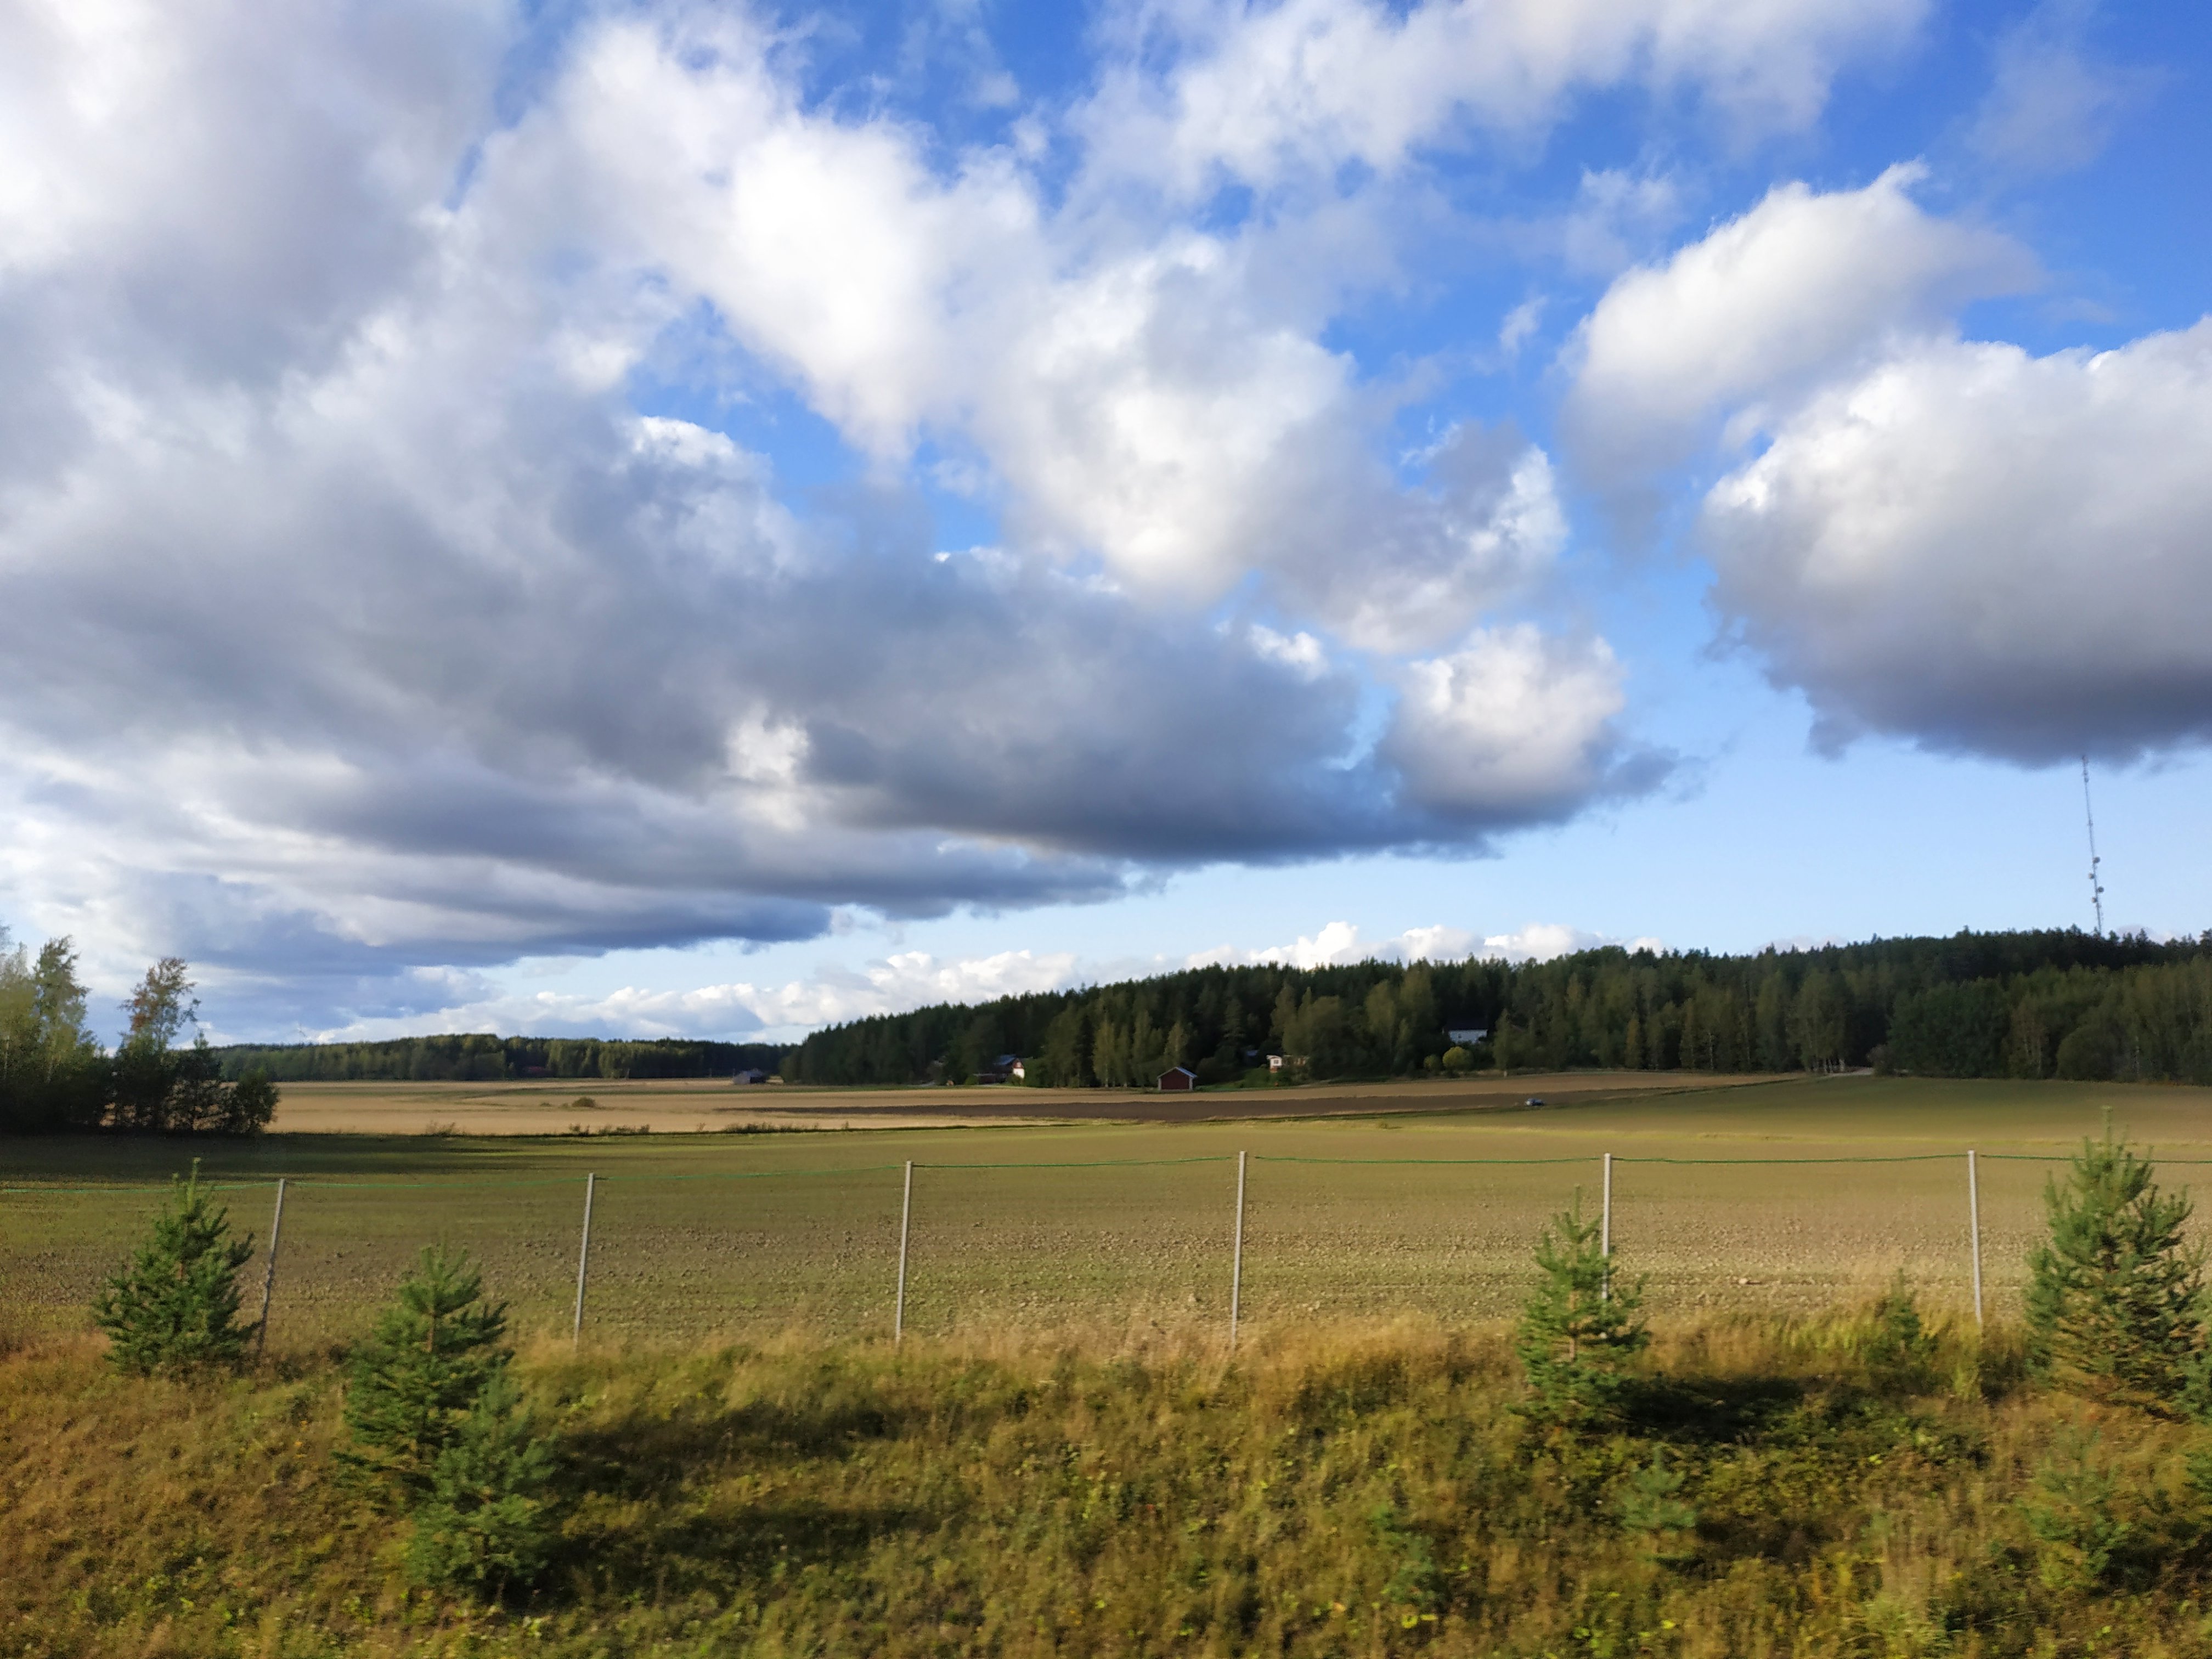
[1156,1066,1197,1092]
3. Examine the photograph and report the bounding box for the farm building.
[1156,1066,1197,1091]
[731,1068,770,1085]
[1447,1028,1488,1046]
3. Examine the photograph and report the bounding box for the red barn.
[1156,1066,1197,1091]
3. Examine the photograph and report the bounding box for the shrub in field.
[2023,1127,2207,1413]
[91,1160,255,1374]
[403,1368,557,1594]
[338,1244,511,1507]
[1514,1195,1646,1428]
[221,1065,279,1133]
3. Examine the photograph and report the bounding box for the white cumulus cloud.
[1381,627,1634,818]
[1076,0,1925,199]
[1562,163,2033,519]
[1701,320,2212,761]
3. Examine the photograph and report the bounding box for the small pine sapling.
[1364,1504,1442,1618]
[403,1368,559,1594]
[1865,1271,1938,1388]
[91,1160,255,1373]
[338,1244,512,1506]
[2024,1430,2132,1592]
[1514,1194,1648,1429]
[1616,1449,1699,1561]
[2024,1122,2208,1413]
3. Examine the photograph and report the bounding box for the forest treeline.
[209,1034,786,1084]
[1,922,783,1132]
[783,929,2212,1088]
[12,925,2209,1131]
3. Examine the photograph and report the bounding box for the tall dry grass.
[3,1310,2210,1657]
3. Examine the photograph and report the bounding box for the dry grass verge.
[5,1311,2212,1657]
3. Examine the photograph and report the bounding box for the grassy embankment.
[7,1312,2212,1658]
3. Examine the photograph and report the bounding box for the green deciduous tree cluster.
[1,933,276,1135]
[0,930,109,1131]
[785,928,2212,1088]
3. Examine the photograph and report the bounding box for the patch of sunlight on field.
[7,1075,2210,1347]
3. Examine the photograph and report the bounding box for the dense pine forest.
[783,929,2212,1088]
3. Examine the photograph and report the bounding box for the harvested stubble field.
[4,1075,2209,1351]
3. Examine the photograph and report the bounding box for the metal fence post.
[253,1177,286,1357]
[1229,1150,1247,1352]
[1967,1149,1984,1327]
[572,1171,595,1351]
[1600,1151,1613,1301]
[894,1160,913,1347]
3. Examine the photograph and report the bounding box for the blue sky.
[1,0,2207,1043]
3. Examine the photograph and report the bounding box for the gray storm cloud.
[0,2,1660,1024]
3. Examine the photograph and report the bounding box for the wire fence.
[0,1148,2165,1347]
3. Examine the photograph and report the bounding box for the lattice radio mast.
[2080,756,2106,935]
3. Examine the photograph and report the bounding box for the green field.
[7,1076,2209,1347]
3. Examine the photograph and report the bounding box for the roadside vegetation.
[9,1126,2212,1657]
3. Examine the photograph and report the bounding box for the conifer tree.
[403,1368,558,1593]
[2024,1123,2207,1413]
[1616,1449,1698,1558]
[91,1161,255,1373]
[338,1244,511,1506]
[1514,1195,1647,1427]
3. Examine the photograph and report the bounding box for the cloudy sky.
[3,0,2208,1045]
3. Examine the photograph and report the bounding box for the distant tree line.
[210,1034,787,1084]
[783,929,2212,1088]
[1,935,276,1134]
